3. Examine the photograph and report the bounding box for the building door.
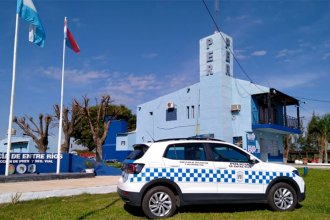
[270,140,279,156]
[259,138,268,162]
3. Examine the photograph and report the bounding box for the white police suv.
[117,138,305,218]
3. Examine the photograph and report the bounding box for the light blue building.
[0,136,39,153]
[132,32,301,162]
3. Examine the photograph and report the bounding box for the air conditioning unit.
[231,104,241,112]
[167,102,175,109]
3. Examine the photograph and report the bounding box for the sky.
[0,0,329,150]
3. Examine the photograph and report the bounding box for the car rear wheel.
[142,186,176,219]
[268,182,297,211]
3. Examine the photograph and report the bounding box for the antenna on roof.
[214,0,219,33]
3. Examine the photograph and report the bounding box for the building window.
[121,141,126,146]
[187,106,190,119]
[166,108,177,121]
[191,105,195,119]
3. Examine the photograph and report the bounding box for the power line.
[295,96,330,104]
[201,0,267,93]
[202,0,330,106]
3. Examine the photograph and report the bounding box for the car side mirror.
[249,155,259,164]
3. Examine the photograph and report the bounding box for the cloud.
[261,73,321,90]
[225,15,248,21]
[276,48,302,58]
[325,40,330,47]
[39,57,199,109]
[322,53,330,60]
[99,72,163,106]
[251,50,267,56]
[99,58,199,107]
[70,18,82,27]
[39,67,108,84]
[165,58,199,90]
[92,55,108,64]
[142,53,158,59]
[234,50,247,60]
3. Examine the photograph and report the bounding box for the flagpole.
[5,13,20,176]
[56,17,67,174]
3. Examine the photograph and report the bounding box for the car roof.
[154,137,226,143]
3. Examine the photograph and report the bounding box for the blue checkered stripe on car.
[130,168,236,183]
[244,170,296,184]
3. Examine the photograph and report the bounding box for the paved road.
[0,176,120,204]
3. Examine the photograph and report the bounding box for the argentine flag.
[17,0,45,47]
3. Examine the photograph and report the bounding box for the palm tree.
[307,114,329,163]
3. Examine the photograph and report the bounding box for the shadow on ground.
[124,204,145,217]
[179,202,303,214]
[78,199,120,220]
[178,203,269,214]
[124,203,303,217]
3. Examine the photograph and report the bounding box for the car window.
[126,144,149,160]
[209,143,249,163]
[164,143,206,161]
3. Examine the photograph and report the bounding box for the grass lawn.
[0,168,329,220]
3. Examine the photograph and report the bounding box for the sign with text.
[0,153,64,175]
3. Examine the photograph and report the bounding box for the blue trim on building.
[252,124,301,134]
[103,120,134,162]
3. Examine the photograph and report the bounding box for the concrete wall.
[199,32,233,142]
[136,83,200,143]
[0,137,39,153]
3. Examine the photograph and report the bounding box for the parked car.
[117,138,305,218]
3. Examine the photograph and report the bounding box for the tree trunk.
[96,140,103,162]
[61,135,71,153]
[318,147,323,163]
[37,140,47,153]
[324,141,328,163]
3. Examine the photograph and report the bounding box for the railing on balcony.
[285,115,299,129]
[252,113,300,130]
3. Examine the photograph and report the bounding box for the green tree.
[72,103,136,153]
[74,95,115,162]
[72,105,99,152]
[307,113,330,163]
[112,105,136,132]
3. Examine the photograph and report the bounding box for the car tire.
[142,186,176,219]
[268,182,297,211]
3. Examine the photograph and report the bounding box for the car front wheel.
[142,186,176,219]
[268,182,297,211]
